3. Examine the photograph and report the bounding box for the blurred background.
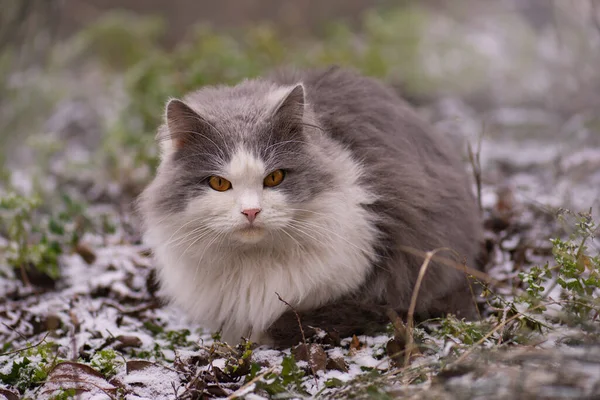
[2,3,600,397]
[1,0,599,210]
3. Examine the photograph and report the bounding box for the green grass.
[1,3,599,398]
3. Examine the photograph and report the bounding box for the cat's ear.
[162,99,212,151]
[270,84,305,141]
[272,84,305,122]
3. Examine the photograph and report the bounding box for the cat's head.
[144,81,333,246]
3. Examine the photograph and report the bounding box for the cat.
[138,66,483,347]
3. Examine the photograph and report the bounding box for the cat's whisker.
[288,220,379,259]
[169,151,225,163]
[193,230,229,285]
[175,110,231,153]
[289,222,394,275]
[285,224,331,246]
[169,227,213,248]
[279,227,306,252]
[176,228,220,265]
[165,217,209,244]
[164,127,227,159]
[285,208,336,218]
[263,139,311,154]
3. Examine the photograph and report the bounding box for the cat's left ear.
[272,84,305,122]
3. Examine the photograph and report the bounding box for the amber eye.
[263,169,285,187]
[208,176,232,191]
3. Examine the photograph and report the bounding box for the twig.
[0,332,50,357]
[2,322,28,341]
[40,379,117,400]
[275,292,318,387]
[19,262,32,288]
[467,123,485,213]
[398,245,500,286]
[404,248,456,367]
[451,302,549,366]
[225,367,275,400]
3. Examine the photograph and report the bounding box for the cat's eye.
[264,169,285,187]
[208,176,232,191]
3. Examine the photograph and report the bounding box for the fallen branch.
[0,332,50,357]
[275,292,318,387]
[225,367,275,400]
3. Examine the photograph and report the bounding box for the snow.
[2,2,600,399]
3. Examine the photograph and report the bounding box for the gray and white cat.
[138,66,483,346]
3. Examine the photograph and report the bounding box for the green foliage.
[0,192,98,281]
[552,210,600,320]
[515,209,600,323]
[164,329,192,349]
[48,388,77,400]
[0,342,60,393]
[90,349,120,378]
[252,355,307,397]
[61,5,431,189]
[518,263,552,311]
[65,10,165,71]
[224,339,253,376]
[438,316,489,346]
[0,192,60,280]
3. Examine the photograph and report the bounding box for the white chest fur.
[144,142,378,344]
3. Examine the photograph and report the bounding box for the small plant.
[251,355,308,397]
[0,341,61,393]
[436,316,490,346]
[552,209,600,321]
[90,349,120,378]
[223,339,253,377]
[516,209,599,323]
[0,191,107,284]
[0,192,60,282]
[164,329,192,349]
[48,388,77,400]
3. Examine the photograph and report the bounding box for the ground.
[1,1,600,399]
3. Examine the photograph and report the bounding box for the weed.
[48,388,77,400]
[252,354,308,397]
[89,349,120,378]
[0,341,61,393]
[0,191,99,283]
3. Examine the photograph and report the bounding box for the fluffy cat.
[138,66,483,347]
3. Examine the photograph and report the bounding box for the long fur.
[138,66,483,346]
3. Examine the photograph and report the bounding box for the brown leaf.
[320,329,341,346]
[42,361,116,396]
[115,335,143,349]
[126,360,155,373]
[326,357,348,372]
[0,388,19,400]
[75,243,97,265]
[292,343,328,372]
[348,334,363,355]
[386,337,406,365]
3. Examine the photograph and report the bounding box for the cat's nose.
[241,208,261,223]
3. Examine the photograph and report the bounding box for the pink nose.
[241,208,261,223]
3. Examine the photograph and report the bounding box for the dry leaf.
[126,360,155,374]
[115,335,143,349]
[348,334,363,355]
[0,388,19,400]
[75,243,97,265]
[41,361,116,396]
[326,357,349,372]
[292,343,327,372]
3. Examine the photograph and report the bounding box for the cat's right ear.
[160,99,210,153]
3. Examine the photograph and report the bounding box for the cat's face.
[150,82,332,247]
[184,148,299,244]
